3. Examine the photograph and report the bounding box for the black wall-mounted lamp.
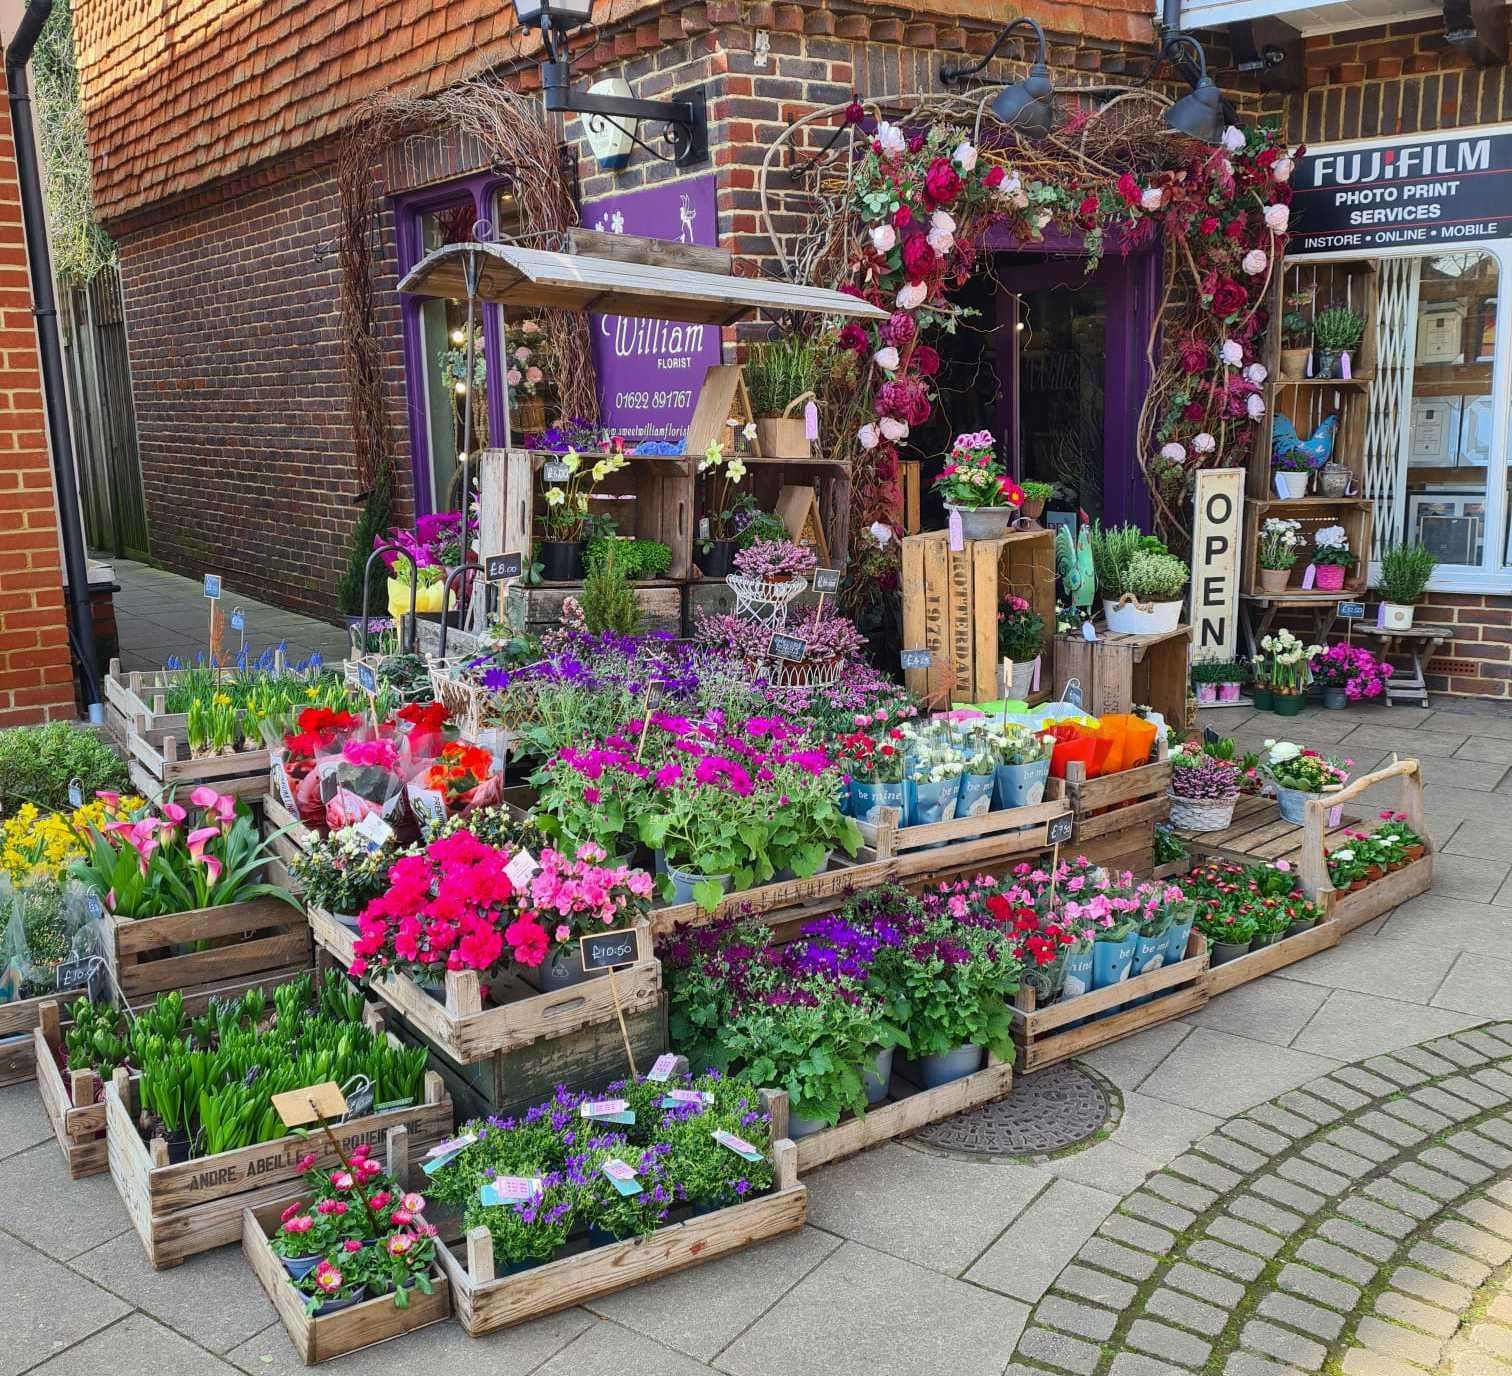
[513,0,709,166]
[1160,33,1226,143]
[940,18,1056,140]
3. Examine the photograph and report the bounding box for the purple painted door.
[991,243,1158,528]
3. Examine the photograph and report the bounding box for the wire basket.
[1167,791,1240,833]
[755,654,845,690]
[726,574,808,626]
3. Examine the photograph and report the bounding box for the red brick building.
[0,58,78,726]
[70,0,1512,696]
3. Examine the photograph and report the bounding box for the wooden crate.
[769,1054,1015,1173]
[649,852,894,937]
[855,783,1073,882]
[1240,498,1373,597]
[435,1110,805,1337]
[126,729,273,801]
[103,897,312,1009]
[33,1001,109,1179]
[504,580,683,636]
[0,989,56,1088]
[901,529,1056,705]
[1052,627,1191,727]
[240,1127,450,1365]
[262,792,317,878]
[106,1065,453,1268]
[308,906,661,1064]
[1010,932,1210,1073]
[1201,918,1341,998]
[1065,757,1172,844]
[1298,758,1433,936]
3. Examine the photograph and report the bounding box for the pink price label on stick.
[666,1089,709,1105]
[713,1129,762,1160]
[582,1098,630,1117]
[488,1176,541,1201]
[647,1053,679,1082]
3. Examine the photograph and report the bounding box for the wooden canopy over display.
[395,241,889,325]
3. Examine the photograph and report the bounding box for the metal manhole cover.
[911,1063,1113,1157]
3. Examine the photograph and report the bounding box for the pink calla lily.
[189,785,219,809]
[161,802,187,824]
[94,790,120,806]
[186,826,219,860]
[199,854,223,886]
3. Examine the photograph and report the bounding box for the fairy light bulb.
[450,328,466,345]
[454,382,467,395]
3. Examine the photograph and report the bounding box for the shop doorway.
[994,247,1158,528]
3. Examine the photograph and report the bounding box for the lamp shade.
[1164,75,1225,143]
[512,0,593,23]
[991,62,1055,139]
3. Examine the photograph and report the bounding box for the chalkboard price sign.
[900,648,933,670]
[812,568,841,594]
[485,552,522,581]
[581,927,638,972]
[1047,814,1075,845]
[1338,602,1365,620]
[768,634,808,662]
[356,662,378,694]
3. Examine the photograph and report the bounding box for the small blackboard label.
[769,634,808,662]
[485,552,522,581]
[543,460,571,483]
[203,574,222,599]
[900,648,933,670]
[812,568,841,594]
[67,777,83,809]
[1204,726,1221,745]
[55,956,100,999]
[230,609,246,632]
[1338,602,1365,620]
[1048,814,1075,845]
[356,662,378,694]
[581,928,638,972]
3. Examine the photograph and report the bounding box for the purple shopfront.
[990,226,1161,528]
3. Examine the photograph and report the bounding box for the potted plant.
[1257,517,1302,594]
[1019,480,1055,522]
[899,722,964,826]
[1307,642,1391,709]
[504,318,548,433]
[1272,447,1314,500]
[1213,660,1247,703]
[1376,540,1436,630]
[290,826,406,931]
[997,595,1046,700]
[540,447,625,582]
[583,536,673,582]
[1312,524,1358,592]
[989,725,1052,810]
[731,537,818,586]
[697,440,748,579]
[522,844,654,992]
[1280,290,1314,380]
[1255,629,1317,717]
[1261,740,1349,824]
[1312,306,1364,379]
[745,337,821,459]
[931,430,1023,541]
[1109,550,1189,634]
[837,728,907,824]
[1167,743,1241,831]
[1190,659,1240,706]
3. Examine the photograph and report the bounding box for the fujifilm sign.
[1291,127,1512,253]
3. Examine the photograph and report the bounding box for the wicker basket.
[1167,791,1240,832]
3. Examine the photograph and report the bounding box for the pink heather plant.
[732,538,819,582]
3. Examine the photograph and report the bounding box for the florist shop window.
[397,178,544,515]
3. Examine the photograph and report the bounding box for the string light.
[450,328,466,345]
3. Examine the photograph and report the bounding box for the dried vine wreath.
[336,81,597,608]
[757,87,1296,559]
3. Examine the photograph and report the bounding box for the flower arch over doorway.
[760,90,1298,555]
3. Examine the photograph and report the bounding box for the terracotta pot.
[1404,844,1425,861]
[1350,878,1368,891]
[1281,346,1312,379]
[1259,568,1291,594]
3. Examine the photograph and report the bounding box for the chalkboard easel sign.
[579,927,641,1078]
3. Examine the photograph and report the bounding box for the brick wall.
[115,158,412,617]
[0,67,75,726]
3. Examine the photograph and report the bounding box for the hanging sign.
[1291,125,1512,253]
[1189,469,1243,662]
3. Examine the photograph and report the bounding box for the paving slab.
[965,1179,1119,1302]
[1289,988,1486,1061]
[1137,1028,1343,1117]
[1181,975,1332,1046]
[0,1141,130,1261]
[0,1081,56,1161]
[0,1231,131,1376]
[26,1313,241,1376]
[1432,952,1512,1019]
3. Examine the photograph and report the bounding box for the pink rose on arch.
[1178,341,1207,374]
[923,158,962,206]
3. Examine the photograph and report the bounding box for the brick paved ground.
[6,691,1512,1372]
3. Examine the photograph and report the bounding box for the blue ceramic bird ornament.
[1272,413,1339,466]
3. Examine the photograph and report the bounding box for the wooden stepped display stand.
[1241,261,1378,646]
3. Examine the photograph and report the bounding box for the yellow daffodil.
[213,692,232,707]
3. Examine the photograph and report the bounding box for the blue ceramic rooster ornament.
[1055,521,1096,617]
[1272,414,1339,467]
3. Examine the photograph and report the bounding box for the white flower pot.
[1104,597,1183,635]
[1381,602,1415,631]
[1274,470,1310,499]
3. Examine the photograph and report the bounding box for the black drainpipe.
[6,0,100,717]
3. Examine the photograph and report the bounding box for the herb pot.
[1281,346,1312,380]
[1286,914,1317,937]
[310,1287,368,1316]
[1217,681,1243,703]
[944,504,1012,541]
[904,777,960,827]
[665,864,732,907]
[1274,785,1320,825]
[1164,915,1195,965]
[849,778,904,824]
[1104,596,1183,636]
[864,1046,895,1105]
[1195,682,1218,705]
[1210,939,1251,966]
[1132,931,1167,978]
[787,1107,829,1139]
[1258,567,1292,594]
[1272,690,1304,717]
[1315,563,1347,592]
[755,415,810,460]
[1251,686,1274,711]
[1316,348,1344,379]
[1091,933,1136,989]
[534,946,590,991]
[1021,497,1047,521]
[1167,791,1239,832]
[918,1044,983,1088]
[958,772,995,818]
[1381,601,1415,630]
[699,540,736,579]
[1322,686,1348,710]
[1274,470,1311,500]
[281,1254,323,1282]
[993,758,1051,810]
[540,539,585,582]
